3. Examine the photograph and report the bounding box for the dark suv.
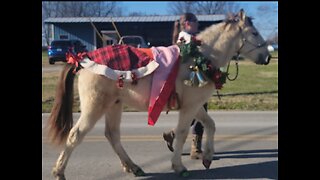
[48,40,87,64]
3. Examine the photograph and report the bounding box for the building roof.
[44,14,226,23]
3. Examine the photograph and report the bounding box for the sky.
[119,1,278,40]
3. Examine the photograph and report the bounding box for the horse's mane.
[197,13,253,44]
[196,20,237,67]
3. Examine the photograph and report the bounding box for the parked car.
[118,36,150,48]
[48,40,87,64]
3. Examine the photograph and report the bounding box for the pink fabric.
[148,45,180,126]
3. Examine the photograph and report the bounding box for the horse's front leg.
[172,108,199,176]
[195,107,215,169]
[104,102,145,176]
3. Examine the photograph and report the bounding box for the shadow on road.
[141,149,278,180]
[140,160,277,180]
[95,148,277,180]
[214,148,278,159]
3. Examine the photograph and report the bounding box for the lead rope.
[226,55,239,81]
[216,55,240,101]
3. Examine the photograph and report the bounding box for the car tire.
[49,58,55,65]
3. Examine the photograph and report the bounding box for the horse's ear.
[227,12,234,20]
[238,9,246,21]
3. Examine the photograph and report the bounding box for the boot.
[163,130,175,152]
[190,134,203,159]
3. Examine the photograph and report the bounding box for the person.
[163,12,208,160]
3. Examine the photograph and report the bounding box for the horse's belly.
[121,77,152,111]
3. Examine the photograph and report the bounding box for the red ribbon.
[212,70,223,90]
[117,74,125,88]
[131,72,138,85]
[66,51,86,67]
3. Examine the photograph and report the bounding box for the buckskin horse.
[46,9,271,179]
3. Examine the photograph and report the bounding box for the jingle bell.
[184,71,196,86]
[196,70,208,87]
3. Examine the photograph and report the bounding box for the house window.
[59,35,69,39]
[106,40,115,45]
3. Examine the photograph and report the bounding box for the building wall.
[52,20,222,51]
[53,23,95,50]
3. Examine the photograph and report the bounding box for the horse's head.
[232,9,271,65]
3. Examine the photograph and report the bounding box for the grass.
[42,50,278,112]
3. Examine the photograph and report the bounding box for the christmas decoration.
[178,36,227,89]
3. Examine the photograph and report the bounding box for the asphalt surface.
[42,111,278,180]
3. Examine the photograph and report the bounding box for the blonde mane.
[197,21,241,68]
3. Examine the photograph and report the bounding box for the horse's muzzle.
[264,55,271,65]
[257,54,271,65]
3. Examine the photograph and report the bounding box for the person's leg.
[163,128,175,152]
[163,103,208,154]
[163,119,196,152]
[190,103,207,159]
[190,121,204,159]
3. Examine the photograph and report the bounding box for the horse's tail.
[47,63,76,146]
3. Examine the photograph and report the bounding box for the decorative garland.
[178,36,228,89]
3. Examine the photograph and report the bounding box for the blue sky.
[119,1,278,39]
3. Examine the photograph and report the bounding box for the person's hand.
[174,20,179,27]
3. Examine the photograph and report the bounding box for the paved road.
[42,111,278,180]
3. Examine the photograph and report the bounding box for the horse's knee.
[66,128,80,148]
[208,119,216,132]
[104,130,111,141]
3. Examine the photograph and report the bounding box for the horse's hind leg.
[195,107,215,169]
[52,104,106,180]
[104,102,145,176]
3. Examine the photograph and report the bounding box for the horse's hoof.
[55,176,66,180]
[202,159,212,169]
[134,168,145,176]
[180,170,190,177]
[122,166,131,173]
[52,168,66,180]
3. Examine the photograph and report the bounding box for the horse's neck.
[197,23,240,68]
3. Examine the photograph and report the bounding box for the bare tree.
[168,1,241,15]
[128,12,146,16]
[254,3,278,41]
[168,1,198,15]
[195,1,227,14]
[42,1,123,46]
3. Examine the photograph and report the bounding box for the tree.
[42,1,123,46]
[128,12,146,16]
[168,1,198,15]
[254,3,278,41]
[168,1,241,15]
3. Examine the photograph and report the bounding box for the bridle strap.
[236,27,267,55]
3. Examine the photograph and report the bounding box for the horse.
[46,9,271,180]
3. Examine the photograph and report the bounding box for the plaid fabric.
[86,45,153,71]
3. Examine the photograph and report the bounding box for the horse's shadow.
[142,149,278,180]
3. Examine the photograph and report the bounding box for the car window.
[123,38,141,44]
[51,41,72,47]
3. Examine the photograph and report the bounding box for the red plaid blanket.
[86,45,153,71]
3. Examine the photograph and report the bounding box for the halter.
[236,27,267,56]
[227,27,268,81]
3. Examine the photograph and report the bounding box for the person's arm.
[172,20,180,45]
[177,31,192,44]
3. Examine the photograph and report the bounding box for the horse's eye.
[252,32,259,36]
